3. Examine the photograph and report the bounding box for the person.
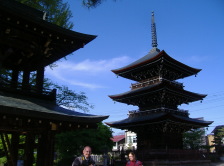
[126,152,142,166]
[72,146,95,166]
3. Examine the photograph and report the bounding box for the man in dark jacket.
[72,146,95,166]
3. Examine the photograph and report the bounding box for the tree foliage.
[53,84,94,112]
[55,122,113,165]
[82,0,104,8]
[183,128,206,150]
[16,0,73,29]
[213,127,224,155]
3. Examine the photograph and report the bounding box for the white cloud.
[45,56,132,89]
[56,56,131,73]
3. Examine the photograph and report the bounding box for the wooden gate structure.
[0,1,108,165]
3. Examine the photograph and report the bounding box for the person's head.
[83,146,92,159]
[128,152,136,161]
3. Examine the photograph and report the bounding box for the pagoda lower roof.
[111,50,201,81]
[109,80,206,105]
[105,112,213,130]
[0,92,108,124]
[0,0,96,71]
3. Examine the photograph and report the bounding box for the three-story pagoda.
[106,12,213,159]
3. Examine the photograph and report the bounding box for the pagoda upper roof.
[0,0,96,71]
[111,50,201,81]
[105,112,213,130]
[109,80,206,106]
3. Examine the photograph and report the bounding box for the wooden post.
[36,67,44,93]
[36,131,55,166]
[22,70,30,91]
[46,131,56,166]
[11,69,19,90]
[11,133,20,166]
[24,133,35,166]
[36,131,47,166]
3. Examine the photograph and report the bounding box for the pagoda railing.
[131,76,183,90]
[135,149,208,161]
[128,108,189,117]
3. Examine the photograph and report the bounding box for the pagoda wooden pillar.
[22,70,30,91]
[11,69,19,89]
[11,133,20,166]
[36,67,44,93]
[24,133,35,166]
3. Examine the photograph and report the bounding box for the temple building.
[0,1,108,166]
[106,12,213,162]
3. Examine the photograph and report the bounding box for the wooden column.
[11,69,19,89]
[36,132,46,166]
[36,67,44,93]
[36,131,56,166]
[46,131,56,166]
[11,133,20,166]
[24,133,35,166]
[22,70,30,91]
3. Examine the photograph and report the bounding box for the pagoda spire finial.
[150,11,160,53]
[151,11,158,48]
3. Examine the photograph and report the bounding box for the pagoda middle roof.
[111,50,201,81]
[109,80,206,105]
[105,112,213,130]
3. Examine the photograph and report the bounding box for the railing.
[128,108,189,117]
[131,76,183,90]
[136,149,207,161]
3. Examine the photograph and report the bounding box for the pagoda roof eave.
[105,113,213,130]
[111,50,201,81]
[109,81,206,103]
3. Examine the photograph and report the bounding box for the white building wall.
[125,131,137,150]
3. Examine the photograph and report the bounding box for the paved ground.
[211,162,224,166]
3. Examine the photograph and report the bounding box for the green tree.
[16,0,73,29]
[53,83,94,112]
[82,0,104,8]
[213,127,224,155]
[55,122,113,166]
[183,128,206,150]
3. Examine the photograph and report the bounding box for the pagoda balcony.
[0,77,56,101]
[131,76,183,90]
[128,107,189,117]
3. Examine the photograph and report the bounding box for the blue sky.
[45,0,224,135]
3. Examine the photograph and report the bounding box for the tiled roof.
[0,93,108,123]
[111,135,125,142]
[106,112,213,129]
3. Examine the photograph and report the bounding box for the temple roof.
[0,0,96,71]
[0,92,108,124]
[105,112,213,130]
[111,50,201,81]
[109,80,206,106]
